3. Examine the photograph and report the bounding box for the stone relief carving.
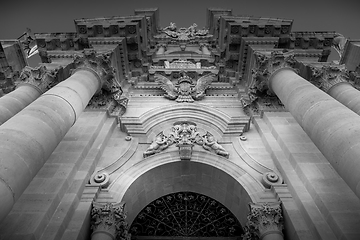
[17,65,61,93]
[308,64,351,92]
[155,71,216,102]
[159,22,211,41]
[143,122,229,159]
[72,50,127,116]
[91,202,131,240]
[242,50,297,115]
[242,202,284,240]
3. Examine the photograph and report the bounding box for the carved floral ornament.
[91,202,131,240]
[241,50,297,110]
[242,202,284,240]
[308,64,352,92]
[155,72,216,102]
[72,50,127,115]
[17,65,61,93]
[158,22,212,41]
[143,121,229,160]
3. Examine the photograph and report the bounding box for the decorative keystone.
[309,64,351,93]
[91,202,131,240]
[72,50,115,91]
[242,202,284,240]
[17,65,61,94]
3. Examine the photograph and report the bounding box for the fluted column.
[252,50,360,199]
[91,202,130,240]
[309,64,360,115]
[0,66,60,125]
[242,202,284,240]
[0,50,115,223]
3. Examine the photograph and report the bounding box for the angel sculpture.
[155,72,216,103]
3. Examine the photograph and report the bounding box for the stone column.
[242,202,284,240]
[252,50,360,199]
[0,65,60,125]
[0,50,115,223]
[309,64,360,115]
[91,202,130,240]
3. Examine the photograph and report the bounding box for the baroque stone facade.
[0,7,360,240]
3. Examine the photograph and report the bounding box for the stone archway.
[119,159,262,226]
[129,191,244,238]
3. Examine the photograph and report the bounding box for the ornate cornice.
[91,202,131,240]
[308,64,351,92]
[242,202,284,240]
[17,65,61,94]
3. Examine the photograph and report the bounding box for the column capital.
[91,202,131,240]
[242,202,284,240]
[73,50,115,90]
[17,65,61,94]
[309,64,352,92]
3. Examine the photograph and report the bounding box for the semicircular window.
[130,191,244,237]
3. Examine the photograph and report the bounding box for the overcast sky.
[1,0,359,65]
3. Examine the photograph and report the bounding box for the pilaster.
[242,202,284,240]
[91,202,130,240]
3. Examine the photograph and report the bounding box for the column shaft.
[0,85,41,125]
[270,68,360,199]
[0,69,101,223]
[328,82,360,115]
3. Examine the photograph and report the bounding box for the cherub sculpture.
[155,72,216,102]
[143,132,170,157]
[202,132,229,158]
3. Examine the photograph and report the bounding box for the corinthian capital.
[309,64,351,92]
[91,202,131,240]
[73,50,115,89]
[18,65,60,93]
[242,202,284,240]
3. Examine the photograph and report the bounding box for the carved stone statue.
[202,132,229,158]
[155,71,216,102]
[332,33,347,59]
[143,132,170,157]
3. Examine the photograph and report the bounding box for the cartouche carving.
[143,122,229,159]
[155,71,216,102]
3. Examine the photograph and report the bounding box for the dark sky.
[1,0,359,65]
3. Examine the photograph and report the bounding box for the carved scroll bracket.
[242,202,284,240]
[17,65,61,94]
[91,202,131,240]
[308,64,352,93]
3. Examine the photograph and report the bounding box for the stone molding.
[17,65,61,94]
[308,64,351,92]
[91,202,131,240]
[242,202,284,240]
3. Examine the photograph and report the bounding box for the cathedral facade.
[0,8,360,240]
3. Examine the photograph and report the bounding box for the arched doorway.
[130,191,244,239]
